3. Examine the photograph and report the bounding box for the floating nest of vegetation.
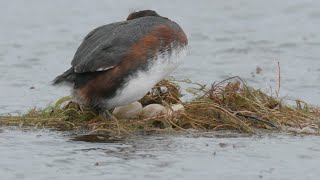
[1,77,320,138]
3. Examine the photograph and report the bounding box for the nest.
[1,77,320,137]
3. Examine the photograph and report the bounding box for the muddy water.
[1,0,320,179]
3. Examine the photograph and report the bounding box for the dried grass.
[1,77,319,136]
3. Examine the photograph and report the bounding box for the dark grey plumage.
[70,16,183,74]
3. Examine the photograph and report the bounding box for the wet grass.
[1,77,320,137]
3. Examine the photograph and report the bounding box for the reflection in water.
[71,134,125,143]
[0,128,320,179]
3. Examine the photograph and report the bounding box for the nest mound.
[1,77,319,137]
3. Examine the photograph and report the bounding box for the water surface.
[1,0,320,179]
[1,128,320,180]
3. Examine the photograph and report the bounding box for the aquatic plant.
[1,77,319,136]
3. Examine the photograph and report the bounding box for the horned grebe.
[53,10,188,119]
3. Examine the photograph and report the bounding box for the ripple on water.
[305,42,320,46]
[11,43,23,49]
[215,47,250,55]
[278,42,298,48]
[34,51,48,56]
[12,62,33,68]
[309,11,320,18]
[25,57,41,62]
[247,40,273,46]
[190,32,210,41]
[8,82,28,87]
[215,37,234,42]
[284,3,314,14]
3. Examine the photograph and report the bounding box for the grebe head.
[126,10,161,20]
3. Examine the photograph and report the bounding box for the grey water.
[1,128,320,180]
[1,0,320,179]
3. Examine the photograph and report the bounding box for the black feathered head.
[126,10,161,20]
